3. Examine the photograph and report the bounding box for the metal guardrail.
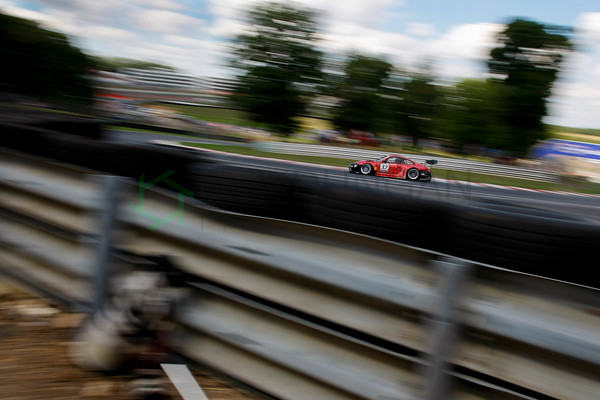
[254,142,559,182]
[0,151,120,310]
[1,149,599,400]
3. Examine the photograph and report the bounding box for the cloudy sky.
[1,0,599,128]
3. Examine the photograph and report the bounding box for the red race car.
[349,154,437,181]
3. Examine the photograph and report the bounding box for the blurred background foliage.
[0,2,574,157]
[0,12,95,107]
[229,2,323,134]
[90,57,175,72]
[228,3,572,156]
[487,19,573,155]
[329,55,394,134]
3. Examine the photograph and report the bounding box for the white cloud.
[165,34,204,47]
[417,22,503,80]
[133,9,204,35]
[547,13,600,128]
[0,1,67,28]
[203,16,246,38]
[0,2,42,20]
[123,40,227,76]
[204,0,407,42]
[0,0,137,36]
[320,21,421,67]
[575,12,600,45]
[547,78,600,128]
[300,0,404,27]
[29,0,132,23]
[3,0,600,128]
[130,0,185,10]
[0,5,86,41]
[207,1,499,78]
[407,22,436,37]
[319,21,502,79]
[206,0,405,27]
[426,22,502,61]
[86,26,140,43]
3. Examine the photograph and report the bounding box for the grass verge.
[182,142,353,167]
[553,132,600,144]
[108,125,195,137]
[166,105,267,129]
[167,104,334,135]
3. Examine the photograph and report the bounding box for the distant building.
[205,76,235,94]
[103,69,235,93]
[118,67,205,90]
[93,68,205,103]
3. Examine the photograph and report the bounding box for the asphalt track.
[107,129,600,224]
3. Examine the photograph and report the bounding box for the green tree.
[436,79,508,151]
[488,18,572,155]
[393,68,440,147]
[230,2,323,134]
[0,12,96,105]
[331,55,394,134]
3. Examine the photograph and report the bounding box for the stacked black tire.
[0,111,201,191]
[295,176,448,251]
[2,113,599,288]
[185,163,302,221]
[184,166,600,289]
[182,167,447,251]
[444,201,600,286]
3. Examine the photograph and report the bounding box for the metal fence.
[1,149,599,400]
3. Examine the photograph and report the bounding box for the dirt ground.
[0,280,258,400]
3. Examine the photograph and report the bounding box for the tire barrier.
[185,163,303,221]
[41,135,203,192]
[175,164,600,289]
[101,143,202,192]
[2,120,600,288]
[0,106,105,139]
[29,115,105,139]
[0,123,55,157]
[42,133,118,171]
[444,200,600,288]
[0,116,205,196]
[116,121,189,136]
[297,175,449,251]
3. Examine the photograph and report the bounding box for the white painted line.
[161,363,210,400]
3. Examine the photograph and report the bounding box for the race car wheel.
[360,164,373,175]
[406,168,420,181]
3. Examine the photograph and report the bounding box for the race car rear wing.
[425,159,438,166]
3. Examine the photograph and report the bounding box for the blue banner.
[532,139,600,161]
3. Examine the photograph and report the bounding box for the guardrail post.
[92,175,125,313]
[421,257,472,400]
